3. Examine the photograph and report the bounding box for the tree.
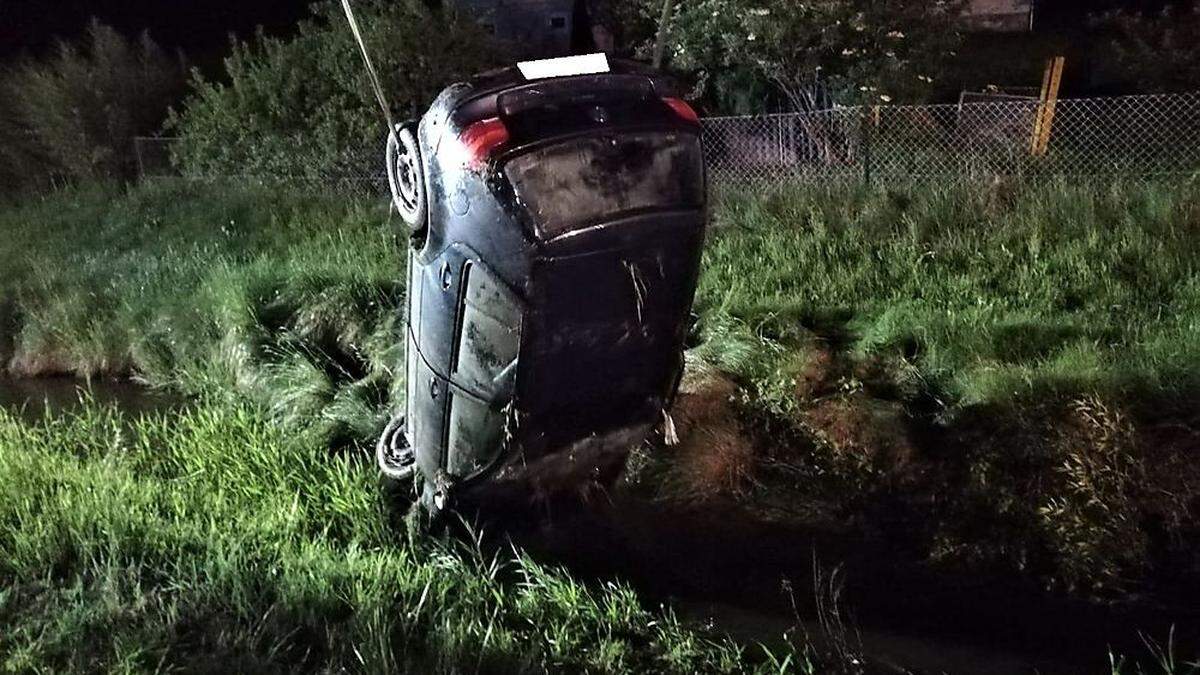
[1,21,187,184]
[1094,7,1200,93]
[170,0,506,180]
[641,0,964,112]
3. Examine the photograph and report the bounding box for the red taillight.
[663,97,700,125]
[459,117,510,168]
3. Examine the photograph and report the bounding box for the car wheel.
[376,414,417,481]
[386,124,427,231]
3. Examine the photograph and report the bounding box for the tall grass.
[0,399,800,673]
[693,179,1200,595]
[7,179,1198,423]
[3,178,1199,599]
[698,179,1200,412]
[0,180,403,445]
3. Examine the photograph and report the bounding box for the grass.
[689,178,1200,596]
[0,398,806,673]
[0,179,405,446]
[698,179,1200,410]
[2,177,1200,668]
[6,178,1198,431]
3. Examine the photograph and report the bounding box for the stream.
[505,495,1199,674]
[2,378,1196,674]
[0,376,179,421]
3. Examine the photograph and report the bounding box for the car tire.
[376,414,417,481]
[387,124,427,231]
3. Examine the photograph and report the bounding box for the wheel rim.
[394,149,419,214]
[387,128,423,223]
[377,416,416,479]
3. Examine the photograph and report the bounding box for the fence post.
[861,108,873,188]
[134,137,146,180]
[1030,56,1065,157]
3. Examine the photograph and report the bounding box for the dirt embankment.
[652,345,1200,601]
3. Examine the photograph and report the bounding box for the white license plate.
[517,53,610,80]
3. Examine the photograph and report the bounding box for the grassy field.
[0,401,802,673]
[702,180,1200,407]
[2,178,1199,670]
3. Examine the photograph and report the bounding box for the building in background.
[449,0,577,57]
[963,0,1035,32]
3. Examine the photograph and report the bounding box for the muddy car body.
[379,55,707,515]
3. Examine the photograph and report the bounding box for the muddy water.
[505,496,1200,675]
[0,377,178,421]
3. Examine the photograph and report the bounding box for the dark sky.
[2,0,1194,63]
[0,0,313,61]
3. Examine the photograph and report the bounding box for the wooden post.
[1030,56,1065,157]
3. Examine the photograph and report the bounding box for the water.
[505,496,1200,674]
[0,376,178,422]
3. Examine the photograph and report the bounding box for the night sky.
[2,0,1194,64]
[1,0,313,61]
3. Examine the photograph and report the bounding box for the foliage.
[699,179,1200,411]
[0,399,809,673]
[1093,8,1200,93]
[0,96,54,197]
[696,179,1200,594]
[169,0,505,180]
[0,21,186,186]
[640,0,965,112]
[0,180,403,447]
[3,178,1200,600]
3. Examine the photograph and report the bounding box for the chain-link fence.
[136,91,1200,196]
[703,91,1200,188]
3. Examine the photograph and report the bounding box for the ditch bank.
[495,357,1200,672]
[4,379,1196,674]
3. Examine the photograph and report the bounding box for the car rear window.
[503,131,703,239]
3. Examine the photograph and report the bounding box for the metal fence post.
[134,138,146,180]
[861,108,873,188]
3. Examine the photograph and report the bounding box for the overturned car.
[377,54,708,518]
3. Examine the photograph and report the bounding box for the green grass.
[0,180,405,445]
[2,178,1200,668]
[698,179,1200,411]
[0,399,805,673]
[5,178,1198,434]
[691,179,1200,595]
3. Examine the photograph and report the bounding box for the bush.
[0,21,187,186]
[1093,8,1200,93]
[632,0,963,113]
[169,0,505,181]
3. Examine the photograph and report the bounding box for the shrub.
[0,96,54,197]
[169,0,505,181]
[1094,7,1200,94]
[1,21,187,185]
[631,0,963,113]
